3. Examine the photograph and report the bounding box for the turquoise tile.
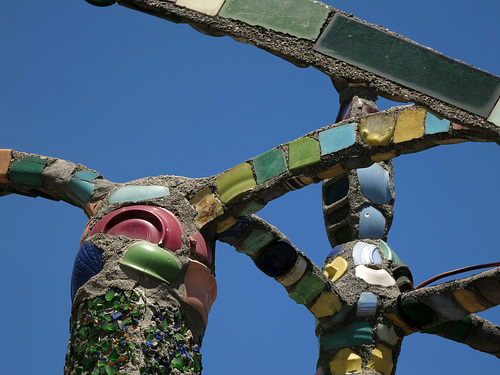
[320,322,372,350]
[319,123,357,155]
[357,163,392,204]
[253,149,287,184]
[314,14,500,118]
[219,0,331,41]
[109,185,170,203]
[9,156,47,187]
[425,113,450,134]
[73,170,100,182]
[359,206,386,239]
[67,179,95,207]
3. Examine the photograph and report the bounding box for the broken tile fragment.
[329,349,362,375]
[109,185,170,203]
[393,109,426,143]
[235,229,274,257]
[176,0,226,16]
[254,240,298,277]
[252,149,287,184]
[358,113,395,147]
[216,162,256,203]
[9,155,47,187]
[289,272,325,305]
[367,344,393,375]
[184,260,217,326]
[288,137,320,170]
[310,291,342,318]
[357,163,392,204]
[359,206,386,239]
[190,186,224,227]
[319,123,357,155]
[320,322,372,349]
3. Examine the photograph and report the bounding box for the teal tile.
[109,185,170,203]
[73,170,100,182]
[314,14,500,118]
[219,0,330,41]
[320,322,372,349]
[235,229,274,257]
[9,156,47,187]
[67,179,95,207]
[319,123,357,155]
[425,113,450,134]
[288,137,320,170]
[252,149,287,184]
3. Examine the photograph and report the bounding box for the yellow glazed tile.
[324,256,348,283]
[453,289,487,313]
[317,164,346,180]
[329,348,362,375]
[176,0,226,16]
[393,109,426,143]
[367,345,393,375]
[370,151,398,162]
[0,149,12,183]
[310,291,342,318]
[190,186,224,227]
[359,113,395,147]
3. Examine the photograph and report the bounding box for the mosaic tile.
[319,123,357,155]
[71,241,103,300]
[90,205,184,251]
[184,260,217,326]
[9,155,47,187]
[357,292,377,316]
[67,179,95,207]
[288,137,320,170]
[359,206,386,239]
[109,185,170,203]
[488,97,500,126]
[376,323,400,346]
[121,242,180,283]
[275,255,307,286]
[429,294,468,321]
[73,170,100,182]
[378,240,402,264]
[309,291,342,318]
[240,201,266,215]
[452,123,470,131]
[355,265,395,287]
[367,344,393,375]
[314,14,500,118]
[324,176,349,205]
[326,245,344,259]
[357,163,391,204]
[324,256,348,283]
[284,175,316,191]
[384,313,415,336]
[393,109,426,143]
[0,149,12,183]
[316,164,346,180]
[252,149,287,184]
[189,232,212,264]
[358,113,395,147]
[452,289,487,313]
[176,0,226,16]
[235,229,274,257]
[399,297,438,329]
[333,224,353,245]
[329,348,362,375]
[254,240,298,277]
[441,316,472,342]
[216,216,251,245]
[219,0,330,41]
[84,200,102,217]
[289,272,325,305]
[352,242,382,265]
[320,322,372,349]
[216,216,238,233]
[190,186,224,227]
[392,265,414,292]
[216,162,256,203]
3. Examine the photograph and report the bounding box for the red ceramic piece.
[89,205,184,251]
[183,260,217,326]
[188,231,212,264]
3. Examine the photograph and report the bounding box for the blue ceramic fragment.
[254,240,298,277]
[327,245,344,259]
[217,217,251,245]
[319,123,357,155]
[429,294,468,320]
[73,170,101,182]
[359,206,386,239]
[71,241,103,300]
[357,292,378,316]
[109,185,170,203]
[67,179,95,207]
[357,163,392,205]
[352,242,382,265]
[424,113,450,134]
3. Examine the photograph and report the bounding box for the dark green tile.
[9,156,47,187]
[219,0,331,41]
[314,14,500,118]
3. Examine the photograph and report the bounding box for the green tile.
[235,229,274,257]
[9,156,47,187]
[252,149,287,184]
[320,322,372,350]
[314,14,500,118]
[288,137,320,170]
[289,272,324,305]
[219,0,331,41]
[216,163,256,203]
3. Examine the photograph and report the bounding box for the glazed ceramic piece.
[355,265,396,287]
[352,242,382,265]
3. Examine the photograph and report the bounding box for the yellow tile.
[367,345,393,375]
[329,348,362,375]
[370,150,398,162]
[309,291,342,318]
[393,109,426,143]
[0,149,13,183]
[453,289,487,313]
[359,113,395,147]
[324,256,348,283]
[317,164,346,180]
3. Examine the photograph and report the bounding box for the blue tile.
[319,123,357,155]
[357,163,392,204]
[109,185,170,203]
[359,206,385,239]
[424,113,450,134]
[73,170,101,182]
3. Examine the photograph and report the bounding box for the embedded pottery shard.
[355,265,395,287]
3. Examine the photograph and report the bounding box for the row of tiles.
[88,0,500,123]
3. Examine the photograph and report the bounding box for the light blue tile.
[109,185,170,203]
[73,170,101,182]
[319,123,356,155]
[67,179,95,206]
[359,206,385,239]
[357,163,392,204]
[424,113,450,134]
[487,97,500,127]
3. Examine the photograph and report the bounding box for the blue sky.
[0,1,499,374]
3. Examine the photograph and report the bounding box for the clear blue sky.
[1,1,499,374]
